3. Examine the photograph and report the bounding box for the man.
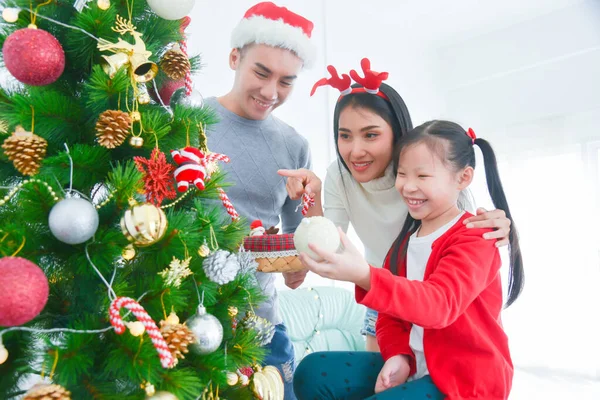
[204,2,315,398]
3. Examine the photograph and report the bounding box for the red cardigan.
[356,213,513,400]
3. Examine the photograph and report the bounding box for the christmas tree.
[0,1,279,399]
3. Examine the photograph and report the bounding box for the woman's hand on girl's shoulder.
[463,207,511,247]
[278,168,322,201]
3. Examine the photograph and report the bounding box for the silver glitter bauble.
[48,197,99,244]
[170,87,204,109]
[186,305,223,354]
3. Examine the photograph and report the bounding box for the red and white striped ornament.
[300,193,315,216]
[218,188,239,221]
[203,153,239,221]
[109,297,175,368]
[178,17,193,96]
[205,153,230,165]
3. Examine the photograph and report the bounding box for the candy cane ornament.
[179,17,193,96]
[218,188,240,221]
[296,193,315,216]
[301,193,315,216]
[205,154,240,221]
[109,297,175,369]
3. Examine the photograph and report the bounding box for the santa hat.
[250,220,264,230]
[231,2,316,68]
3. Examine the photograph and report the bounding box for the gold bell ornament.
[97,16,158,82]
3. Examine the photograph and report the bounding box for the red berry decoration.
[2,28,65,86]
[0,257,49,327]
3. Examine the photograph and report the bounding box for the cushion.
[279,286,366,362]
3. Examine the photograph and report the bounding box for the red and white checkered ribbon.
[109,297,175,369]
[179,17,193,96]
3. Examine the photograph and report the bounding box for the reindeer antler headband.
[311,58,389,100]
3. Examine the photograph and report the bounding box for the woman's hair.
[333,83,413,174]
[389,120,524,307]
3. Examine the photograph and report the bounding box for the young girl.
[292,120,524,400]
[279,59,512,351]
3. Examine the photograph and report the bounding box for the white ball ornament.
[2,8,19,23]
[147,0,195,20]
[49,197,99,245]
[293,217,340,261]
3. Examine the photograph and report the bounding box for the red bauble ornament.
[0,257,49,327]
[154,79,185,104]
[2,28,65,86]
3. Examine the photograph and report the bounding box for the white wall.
[430,0,600,385]
[188,0,332,179]
[187,2,600,394]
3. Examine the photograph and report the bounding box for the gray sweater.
[205,97,311,325]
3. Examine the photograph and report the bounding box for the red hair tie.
[466,128,477,145]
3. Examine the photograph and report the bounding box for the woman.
[279,59,510,351]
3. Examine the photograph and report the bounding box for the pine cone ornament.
[95,110,132,149]
[24,383,71,400]
[241,311,275,347]
[160,321,196,365]
[160,44,191,81]
[1,126,47,176]
[237,250,258,276]
[202,250,240,285]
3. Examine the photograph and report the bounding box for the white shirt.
[407,211,466,380]
[323,161,405,268]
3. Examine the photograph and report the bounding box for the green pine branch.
[0,2,268,398]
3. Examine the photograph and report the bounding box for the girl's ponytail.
[475,138,524,307]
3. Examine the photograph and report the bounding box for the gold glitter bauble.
[120,201,168,247]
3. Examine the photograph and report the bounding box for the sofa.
[278,286,366,362]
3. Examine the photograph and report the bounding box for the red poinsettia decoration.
[134,148,177,206]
